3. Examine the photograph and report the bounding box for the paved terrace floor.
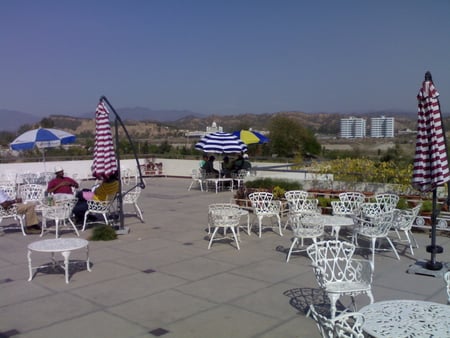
[0,177,449,338]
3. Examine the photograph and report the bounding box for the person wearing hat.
[47,166,79,199]
[242,153,252,171]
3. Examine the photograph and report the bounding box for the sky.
[1,0,450,118]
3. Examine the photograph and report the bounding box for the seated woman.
[221,156,233,178]
[201,155,220,178]
[72,172,120,223]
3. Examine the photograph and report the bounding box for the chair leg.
[286,237,299,262]
[55,220,59,239]
[408,230,419,250]
[371,238,376,267]
[328,293,339,319]
[82,212,89,231]
[258,216,263,238]
[386,237,400,260]
[134,203,144,222]
[68,218,80,237]
[276,215,283,236]
[229,226,240,250]
[208,227,220,249]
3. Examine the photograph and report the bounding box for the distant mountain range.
[0,107,206,133]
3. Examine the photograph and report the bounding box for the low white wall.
[0,158,328,183]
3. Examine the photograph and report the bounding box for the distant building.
[371,116,394,138]
[340,117,366,138]
[185,121,223,138]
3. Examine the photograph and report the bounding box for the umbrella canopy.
[412,73,450,192]
[10,128,76,151]
[92,100,118,179]
[232,129,269,145]
[195,132,248,154]
[411,71,449,272]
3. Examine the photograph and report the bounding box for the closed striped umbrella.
[411,71,449,271]
[412,73,450,192]
[92,100,118,179]
[195,132,248,154]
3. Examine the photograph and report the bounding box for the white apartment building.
[340,117,366,138]
[371,116,394,138]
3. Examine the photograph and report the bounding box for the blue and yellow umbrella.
[232,130,269,145]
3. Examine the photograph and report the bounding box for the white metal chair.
[0,205,27,236]
[307,240,374,319]
[284,190,309,229]
[374,193,399,212]
[444,271,450,304]
[231,169,248,189]
[188,169,207,191]
[18,183,46,206]
[208,203,250,236]
[122,187,144,222]
[392,203,422,255]
[82,195,117,231]
[208,205,242,250]
[248,192,283,237]
[41,198,79,238]
[353,210,400,266]
[332,192,365,217]
[307,304,365,338]
[286,214,324,262]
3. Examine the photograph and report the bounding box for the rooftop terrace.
[0,177,449,337]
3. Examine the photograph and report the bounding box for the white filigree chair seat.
[41,198,79,238]
[208,206,242,250]
[444,271,450,304]
[307,240,374,319]
[392,203,422,255]
[188,168,207,191]
[353,210,400,266]
[82,196,117,231]
[18,184,46,206]
[374,193,399,212]
[0,204,26,236]
[286,215,324,262]
[308,304,365,338]
[284,190,314,229]
[208,203,250,236]
[248,192,282,237]
[122,187,144,222]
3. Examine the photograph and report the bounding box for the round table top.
[360,299,450,338]
[28,238,89,252]
[320,214,354,226]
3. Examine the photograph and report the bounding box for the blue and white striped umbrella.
[10,128,76,151]
[195,132,248,154]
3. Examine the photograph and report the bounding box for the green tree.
[268,115,320,157]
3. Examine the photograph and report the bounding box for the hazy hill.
[0,109,41,131]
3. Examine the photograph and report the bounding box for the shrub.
[89,224,118,241]
[245,178,302,191]
[272,186,286,200]
[420,200,433,213]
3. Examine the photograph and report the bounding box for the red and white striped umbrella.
[92,100,118,179]
[412,74,450,192]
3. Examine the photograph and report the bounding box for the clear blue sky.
[1,0,450,117]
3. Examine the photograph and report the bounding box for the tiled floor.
[0,177,449,338]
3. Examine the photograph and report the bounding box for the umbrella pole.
[426,189,443,270]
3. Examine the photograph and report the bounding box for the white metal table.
[321,214,354,240]
[206,178,234,193]
[360,300,450,338]
[27,238,91,284]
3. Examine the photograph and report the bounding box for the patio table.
[28,238,91,283]
[320,214,354,240]
[360,299,450,338]
[206,178,234,193]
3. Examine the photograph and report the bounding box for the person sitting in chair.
[201,155,219,178]
[0,189,40,234]
[47,166,79,200]
[72,172,120,223]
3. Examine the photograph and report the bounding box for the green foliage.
[272,186,286,200]
[268,115,321,158]
[89,224,118,241]
[396,197,409,210]
[421,200,433,213]
[245,178,302,191]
